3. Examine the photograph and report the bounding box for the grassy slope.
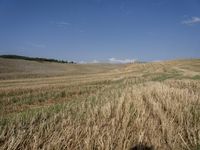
[0,58,200,150]
[0,58,125,79]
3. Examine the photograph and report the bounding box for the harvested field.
[0,58,199,150]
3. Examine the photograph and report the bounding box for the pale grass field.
[0,58,200,150]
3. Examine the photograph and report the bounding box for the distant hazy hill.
[0,56,124,79]
[0,54,75,64]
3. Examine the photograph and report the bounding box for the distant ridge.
[0,54,75,64]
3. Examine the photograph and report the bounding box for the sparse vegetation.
[0,58,199,150]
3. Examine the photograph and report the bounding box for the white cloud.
[79,61,87,64]
[108,58,135,64]
[91,60,99,63]
[79,60,99,64]
[78,58,136,64]
[182,16,200,25]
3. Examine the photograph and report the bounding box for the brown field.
[0,58,200,150]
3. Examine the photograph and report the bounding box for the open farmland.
[0,58,200,150]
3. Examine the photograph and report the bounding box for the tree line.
[0,55,75,64]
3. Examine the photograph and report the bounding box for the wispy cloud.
[28,42,46,48]
[119,3,132,15]
[152,0,168,7]
[49,21,71,28]
[56,21,71,27]
[109,58,135,64]
[182,16,200,25]
[79,30,85,33]
[94,0,103,3]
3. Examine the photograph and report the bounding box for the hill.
[0,58,199,150]
[0,57,125,80]
[0,55,74,64]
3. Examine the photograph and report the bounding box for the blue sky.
[0,0,200,63]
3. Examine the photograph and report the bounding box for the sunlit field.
[0,58,200,150]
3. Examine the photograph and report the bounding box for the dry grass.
[0,58,125,80]
[0,58,200,150]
